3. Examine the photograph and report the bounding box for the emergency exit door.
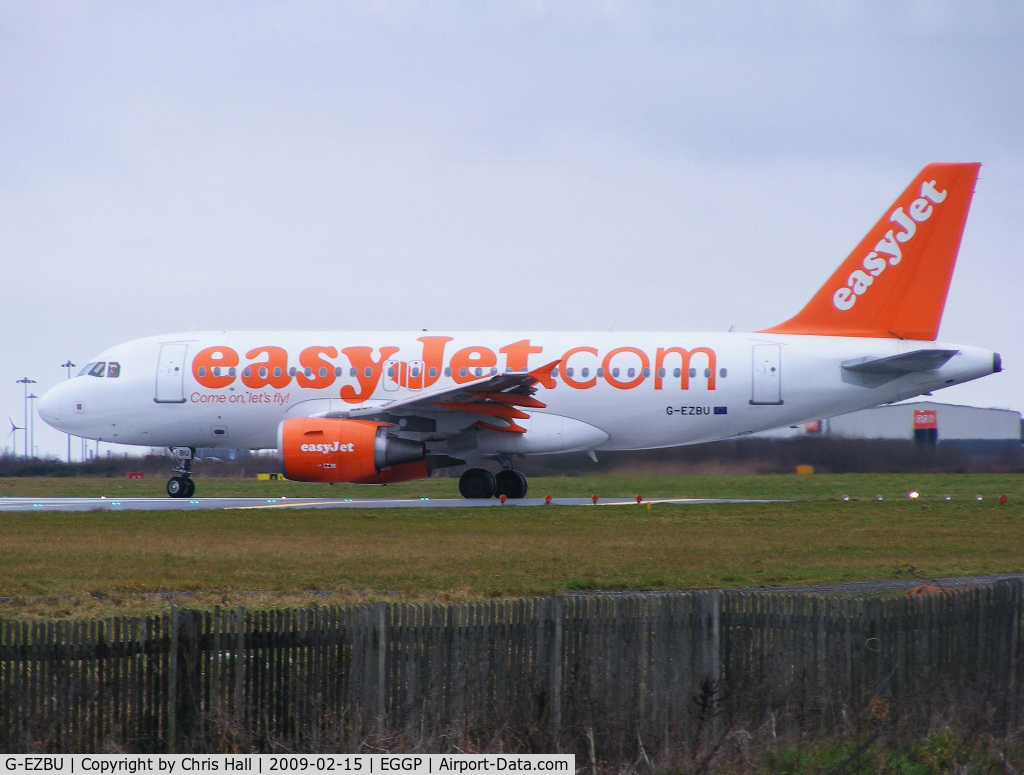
[750,344,783,405]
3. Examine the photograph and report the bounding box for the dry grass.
[2,472,1023,619]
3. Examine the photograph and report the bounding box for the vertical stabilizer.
[760,163,980,340]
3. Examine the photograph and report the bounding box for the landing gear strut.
[167,447,196,498]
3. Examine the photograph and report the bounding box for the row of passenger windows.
[195,365,728,380]
[78,361,121,378]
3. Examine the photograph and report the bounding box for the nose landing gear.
[167,447,196,498]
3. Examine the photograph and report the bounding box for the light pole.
[15,378,36,458]
[61,360,76,463]
[26,394,38,459]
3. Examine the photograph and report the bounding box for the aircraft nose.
[37,384,65,430]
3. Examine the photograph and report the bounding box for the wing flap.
[325,361,558,435]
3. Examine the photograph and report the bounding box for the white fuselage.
[37,330,999,460]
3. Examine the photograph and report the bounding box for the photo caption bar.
[2,755,575,775]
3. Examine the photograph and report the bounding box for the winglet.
[759,163,980,340]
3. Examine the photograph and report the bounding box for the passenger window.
[107,362,120,378]
[88,362,106,378]
[429,367,438,378]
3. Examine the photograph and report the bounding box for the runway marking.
[595,497,780,506]
[230,500,352,510]
[0,496,778,512]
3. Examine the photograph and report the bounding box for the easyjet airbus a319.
[39,163,1001,499]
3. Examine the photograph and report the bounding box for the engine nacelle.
[278,417,426,484]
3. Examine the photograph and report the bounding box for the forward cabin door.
[750,344,783,405]
[155,343,189,403]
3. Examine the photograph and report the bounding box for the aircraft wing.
[841,349,959,375]
[325,361,558,434]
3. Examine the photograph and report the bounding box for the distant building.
[779,401,1022,456]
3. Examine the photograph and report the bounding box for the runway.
[0,496,776,512]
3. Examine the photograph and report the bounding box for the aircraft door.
[750,344,783,405]
[155,343,189,404]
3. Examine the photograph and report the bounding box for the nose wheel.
[167,475,196,498]
[167,446,196,498]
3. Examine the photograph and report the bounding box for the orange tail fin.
[760,163,980,340]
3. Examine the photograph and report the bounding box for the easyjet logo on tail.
[832,179,948,311]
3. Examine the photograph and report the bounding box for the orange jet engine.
[277,418,428,484]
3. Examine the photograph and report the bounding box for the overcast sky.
[2,1,1022,459]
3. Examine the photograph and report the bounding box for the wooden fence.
[1,580,1021,753]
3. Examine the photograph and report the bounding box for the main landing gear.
[167,447,196,498]
[458,467,528,500]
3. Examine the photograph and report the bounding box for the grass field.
[1,473,1023,619]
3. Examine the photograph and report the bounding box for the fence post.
[375,603,387,735]
[360,603,387,736]
[167,606,178,753]
[1004,579,1021,736]
[548,597,564,744]
[234,606,246,725]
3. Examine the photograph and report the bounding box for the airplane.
[38,163,1001,499]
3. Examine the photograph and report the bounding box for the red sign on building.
[913,410,938,429]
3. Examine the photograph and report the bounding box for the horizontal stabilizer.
[841,349,958,375]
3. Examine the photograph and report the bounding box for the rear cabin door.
[155,343,189,403]
[750,344,783,405]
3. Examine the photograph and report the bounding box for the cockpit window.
[107,362,121,378]
[88,362,106,378]
[77,363,94,377]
